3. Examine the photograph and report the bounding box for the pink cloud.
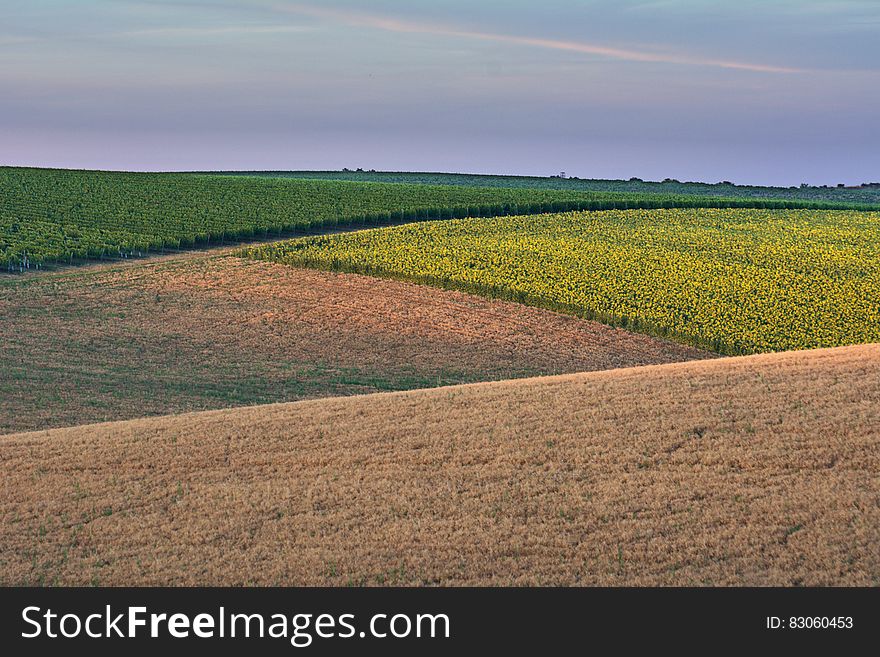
[277,3,805,74]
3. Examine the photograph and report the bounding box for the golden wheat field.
[248,208,880,354]
[2,344,877,586]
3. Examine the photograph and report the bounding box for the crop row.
[2,167,876,271]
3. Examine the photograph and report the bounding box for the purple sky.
[2,1,879,185]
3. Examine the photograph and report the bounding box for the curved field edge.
[3,166,879,272]
[244,208,880,356]
[244,248,722,354]
[0,254,710,434]
[1,344,877,586]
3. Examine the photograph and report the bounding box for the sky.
[2,0,879,185]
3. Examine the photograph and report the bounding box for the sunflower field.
[246,208,880,354]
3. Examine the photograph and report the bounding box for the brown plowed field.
[0,254,709,433]
[2,344,877,586]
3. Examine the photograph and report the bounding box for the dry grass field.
[2,344,877,586]
[0,253,708,434]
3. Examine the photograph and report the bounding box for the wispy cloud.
[277,3,805,74]
[119,24,313,39]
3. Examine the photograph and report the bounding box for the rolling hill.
[2,343,877,586]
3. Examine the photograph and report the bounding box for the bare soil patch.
[0,254,708,433]
[2,344,877,586]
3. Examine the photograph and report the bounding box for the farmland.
[2,167,877,271]
[0,168,698,270]
[227,170,880,205]
[0,252,708,434]
[248,208,880,354]
[2,344,877,586]
[2,167,879,590]
[0,167,627,270]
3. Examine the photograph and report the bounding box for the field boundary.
[245,252,734,355]
[4,343,873,440]
[245,207,880,357]
[7,194,879,275]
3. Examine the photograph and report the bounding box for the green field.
[246,208,880,355]
[3,167,878,271]
[0,167,607,269]
[219,170,880,205]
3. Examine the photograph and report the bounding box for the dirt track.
[2,344,877,586]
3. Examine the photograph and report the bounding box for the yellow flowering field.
[246,208,880,354]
